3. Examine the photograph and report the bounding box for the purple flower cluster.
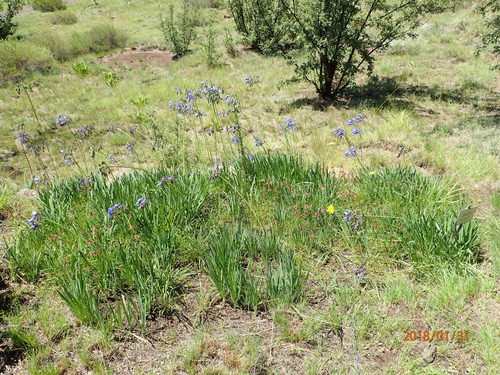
[354,266,366,283]
[135,197,147,210]
[27,211,40,230]
[333,128,346,139]
[345,146,357,157]
[244,75,260,87]
[55,114,70,126]
[107,202,122,218]
[343,209,362,231]
[77,177,94,192]
[283,118,297,131]
[72,125,94,139]
[125,142,135,153]
[16,131,30,144]
[157,176,176,186]
[254,137,264,147]
[346,114,365,126]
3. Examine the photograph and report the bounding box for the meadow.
[0,0,499,374]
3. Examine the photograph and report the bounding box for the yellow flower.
[326,205,335,214]
[369,171,376,175]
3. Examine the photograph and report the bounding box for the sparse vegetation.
[49,9,77,25]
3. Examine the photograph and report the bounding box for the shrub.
[35,24,126,61]
[0,0,23,39]
[202,26,222,68]
[227,0,288,52]
[31,0,67,12]
[160,1,198,57]
[49,9,78,25]
[0,39,54,85]
[223,28,237,58]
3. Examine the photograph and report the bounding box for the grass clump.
[31,0,66,12]
[30,24,126,62]
[49,9,77,25]
[0,39,54,85]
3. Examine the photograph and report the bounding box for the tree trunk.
[319,54,335,99]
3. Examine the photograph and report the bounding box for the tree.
[477,0,499,56]
[228,0,447,99]
[0,0,23,39]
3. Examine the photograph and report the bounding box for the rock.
[422,344,437,364]
[15,189,39,199]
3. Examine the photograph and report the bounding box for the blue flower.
[352,127,361,135]
[15,131,30,144]
[345,147,357,157]
[333,128,346,139]
[125,142,135,153]
[254,137,264,147]
[107,202,122,218]
[55,114,70,126]
[108,154,116,163]
[135,197,147,210]
[248,153,255,161]
[231,136,241,144]
[283,118,297,131]
[157,176,175,186]
[34,177,41,184]
[343,210,352,221]
[72,125,94,139]
[346,114,365,126]
[64,156,73,166]
[27,211,40,230]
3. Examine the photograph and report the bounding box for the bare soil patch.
[100,45,175,70]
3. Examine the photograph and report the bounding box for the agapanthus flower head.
[333,128,346,139]
[346,114,365,126]
[107,202,122,218]
[244,75,260,87]
[125,142,135,153]
[354,266,366,283]
[27,211,40,230]
[72,125,94,139]
[55,114,70,126]
[34,177,41,184]
[345,147,357,157]
[135,197,147,210]
[16,131,30,144]
[64,156,73,166]
[343,210,352,221]
[254,137,264,147]
[28,144,44,156]
[248,153,255,161]
[231,135,241,144]
[283,118,297,131]
[157,176,176,186]
[352,127,361,135]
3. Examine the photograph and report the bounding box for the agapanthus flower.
[354,266,366,283]
[283,118,297,131]
[352,127,361,135]
[135,197,147,210]
[107,202,122,218]
[254,137,264,147]
[345,147,357,157]
[346,114,365,126]
[231,135,241,144]
[343,210,352,221]
[333,128,346,139]
[15,131,30,144]
[27,211,40,230]
[244,75,260,87]
[157,176,176,186]
[55,114,70,126]
[34,177,41,184]
[72,125,94,139]
[125,142,135,153]
[248,153,255,161]
[28,144,44,157]
[64,156,73,165]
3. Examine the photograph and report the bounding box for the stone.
[15,189,39,199]
[422,344,437,364]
